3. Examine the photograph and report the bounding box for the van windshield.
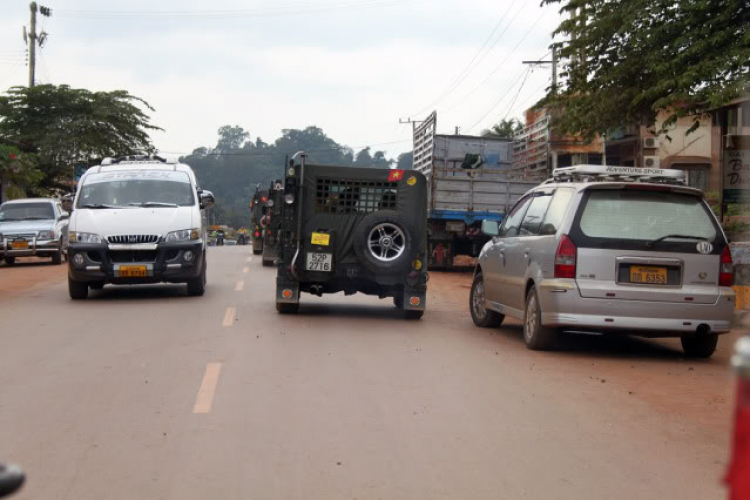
[77,171,195,208]
[576,189,718,247]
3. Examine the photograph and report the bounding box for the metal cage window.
[315,178,398,214]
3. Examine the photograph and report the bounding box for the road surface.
[0,246,744,499]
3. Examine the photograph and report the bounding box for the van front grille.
[107,235,159,244]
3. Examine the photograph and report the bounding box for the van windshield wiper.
[81,203,120,209]
[128,202,179,208]
[646,234,708,247]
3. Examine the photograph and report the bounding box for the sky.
[0,0,563,160]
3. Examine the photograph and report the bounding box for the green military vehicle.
[261,179,284,267]
[249,186,269,255]
[275,152,428,319]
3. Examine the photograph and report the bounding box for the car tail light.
[254,231,260,237]
[554,235,577,279]
[721,246,734,287]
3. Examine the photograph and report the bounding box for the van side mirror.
[481,220,499,237]
[199,190,216,209]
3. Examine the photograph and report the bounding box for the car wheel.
[68,277,88,300]
[187,259,206,297]
[4,256,15,266]
[352,210,417,275]
[276,302,299,314]
[681,334,718,358]
[524,287,557,350]
[89,282,105,290]
[51,241,63,265]
[470,272,504,328]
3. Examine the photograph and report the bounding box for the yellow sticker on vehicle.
[311,232,330,246]
[407,176,417,186]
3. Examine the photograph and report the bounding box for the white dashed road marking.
[193,363,222,414]
[235,281,245,292]
[222,307,236,327]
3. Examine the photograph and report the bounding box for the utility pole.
[522,46,558,94]
[25,2,51,88]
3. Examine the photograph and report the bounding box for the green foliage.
[397,151,413,170]
[543,0,750,139]
[481,118,522,139]
[182,126,393,228]
[0,84,161,190]
[0,145,44,199]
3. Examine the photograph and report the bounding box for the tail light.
[254,231,260,237]
[720,246,734,287]
[726,338,750,496]
[554,235,577,279]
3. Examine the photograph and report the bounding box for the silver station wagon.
[470,165,736,358]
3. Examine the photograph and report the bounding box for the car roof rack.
[100,154,174,166]
[552,165,686,185]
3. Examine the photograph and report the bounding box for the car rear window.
[573,188,720,252]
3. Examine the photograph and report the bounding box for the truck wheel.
[404,309,424,320]
[681,334,718,358]
[276,302,299,314]
[4,256,15,266]
[68,277,88,300]
[353,210,417,275]
[470,273,504,328]
[524,287,557,350]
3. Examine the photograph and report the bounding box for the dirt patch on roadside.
[0,258,67,296]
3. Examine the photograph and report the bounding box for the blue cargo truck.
[413,115,537,269]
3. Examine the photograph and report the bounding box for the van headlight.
[38,230,55,240]
[69,232,103,244]
[165,229,200,242]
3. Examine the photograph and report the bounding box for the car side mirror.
[481,220,499,237]
[199,190,216,209]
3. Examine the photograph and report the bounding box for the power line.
[501,68,532,121]
[159,139,412,158]
[465,67,530,133]
[408,0,524,118]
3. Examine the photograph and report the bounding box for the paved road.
[0,246,744,499]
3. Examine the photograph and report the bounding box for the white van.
[67,155,215,299]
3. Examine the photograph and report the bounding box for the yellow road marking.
[243,266,250,273]
[193,363,222,414]
[222,307,236,327]
[235,281,245,292]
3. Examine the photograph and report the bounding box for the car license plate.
[306,252,332,272]
[11,240,29,250]
[118,265,148,278]
[629,266,667,285]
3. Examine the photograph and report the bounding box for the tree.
[0,84,161,190]
[543,0,750,139]
[397,151,413,170]
[481,118,522,139]
[0,144,43,200]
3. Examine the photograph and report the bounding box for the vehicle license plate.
[629,266,667,284]
[306,252,332,272]
[118,265,148,278]
[11,240,28,250]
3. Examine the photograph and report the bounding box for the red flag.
[388,169,404,182]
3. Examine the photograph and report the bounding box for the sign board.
[724,150,750,204]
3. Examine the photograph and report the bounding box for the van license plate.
[118,265,148,278]
[306,253,332,272]
[629,266,667,285]
[11,240,28,250]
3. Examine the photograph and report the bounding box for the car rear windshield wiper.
[646,234,708,247]
[128,202,179,208]
[81,203,120,209]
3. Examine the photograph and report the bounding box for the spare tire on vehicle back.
[352,210,418,275]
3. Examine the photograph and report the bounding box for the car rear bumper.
[0,239,61,257]
[67,241,204,284]
[539,283,735,336]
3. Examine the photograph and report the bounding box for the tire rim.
[472,279,487,319]
[368,223,406,262]
[525,293,537,340]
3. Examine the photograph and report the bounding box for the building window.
[742,101,750,128]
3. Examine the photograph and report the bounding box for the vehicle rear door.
[568,186,724,304]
